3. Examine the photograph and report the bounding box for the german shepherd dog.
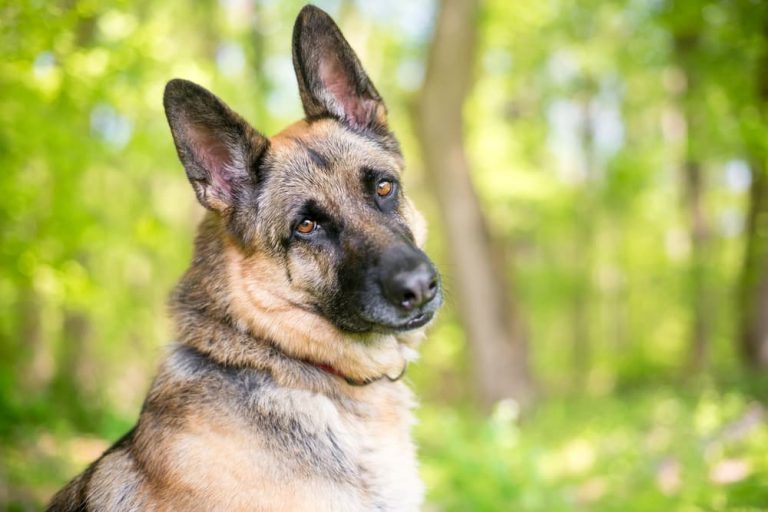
[48,4,442,512]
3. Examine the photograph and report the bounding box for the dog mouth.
[326,307,437,335]
[366,309,436,334]
[319,284,443,334]
[390,311,434,331]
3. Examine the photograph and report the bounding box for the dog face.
[163,6,441,335]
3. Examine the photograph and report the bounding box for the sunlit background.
[3,0,768,510]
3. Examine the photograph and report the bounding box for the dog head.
[163,6,441,348]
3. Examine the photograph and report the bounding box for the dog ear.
[292,5,387,132]
[163,79,268,212]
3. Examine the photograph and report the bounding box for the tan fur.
[143,368,422,511]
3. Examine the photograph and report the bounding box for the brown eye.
[376,180,394,198]
[296,218,318,235]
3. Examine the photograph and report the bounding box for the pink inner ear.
[188,124,234,200]
[319,57,376,129]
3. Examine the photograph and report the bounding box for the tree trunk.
[414,0,534,409]
[673,31,712,372]
[739,15,768,368]
[741,159,768,367]
[250,1,270,127]
[571,90,597,385]
[18,284,53,392]
[683,157,711,370]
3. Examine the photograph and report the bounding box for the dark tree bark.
[672,30,713,372]
[739,15,768,368]
[741,159,768,367]
[414,0,535,408]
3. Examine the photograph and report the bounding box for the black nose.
[381,261,439,311]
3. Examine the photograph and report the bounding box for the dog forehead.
[267,119,402,181]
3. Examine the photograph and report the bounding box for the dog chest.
[245,383,425,511]
[149,372,424,511]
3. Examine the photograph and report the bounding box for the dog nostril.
[401,290,417,309]
[425,278,438,300]
[391,272,438,310]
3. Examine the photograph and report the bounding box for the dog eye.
[295,218,318,235]
[376,180,394,198]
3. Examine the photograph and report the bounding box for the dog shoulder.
[47,429,147,512]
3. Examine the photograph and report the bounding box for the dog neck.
[311,359,408,386]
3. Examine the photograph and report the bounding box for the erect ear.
[292,5,388,132]
[163,79,268,212]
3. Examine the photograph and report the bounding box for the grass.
[418,383,768,511]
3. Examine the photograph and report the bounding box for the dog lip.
[333,311,435,335]
[390,311,434,332]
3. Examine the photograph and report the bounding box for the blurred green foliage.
[419,384,768,511]
[2,0,768,510]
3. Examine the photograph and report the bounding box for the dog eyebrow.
[290,137,330,169]
[295,198,332,223]
[360,166,397,186]
[307,147,329,169]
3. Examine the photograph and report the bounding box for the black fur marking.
[291,199,341,244]
[360,167,400,213]
[290,137,331,169]
[307,147,329,168]
[170,343,217,376]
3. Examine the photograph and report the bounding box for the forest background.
[3,0,768,510]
